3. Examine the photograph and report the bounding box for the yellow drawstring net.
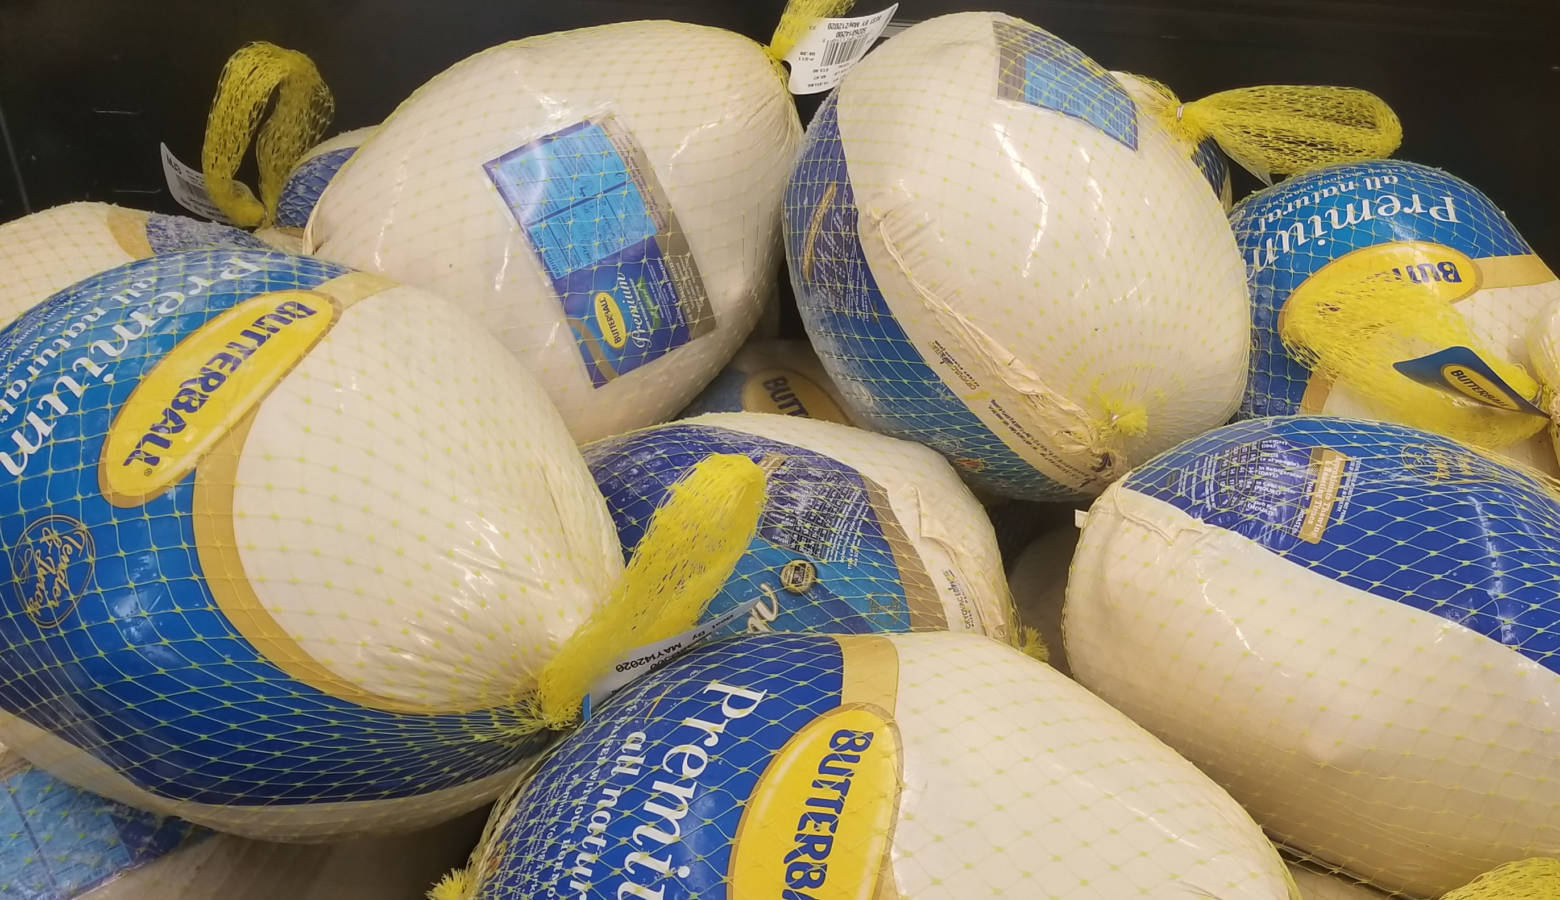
[428,452,765,900]
[766,0,856,62]
[1126,75,1402,182]
[1280,273,1547,452]
[202,42,334,228]
[528,452,766,732]
[1441,858,1560,899]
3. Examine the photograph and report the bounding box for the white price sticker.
[783,4,898,95]
[581,596,762,721]
[158,143,236,224]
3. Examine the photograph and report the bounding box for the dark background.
[2,0,1558,256]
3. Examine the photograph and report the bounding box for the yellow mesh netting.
[1442,859,1560,899]
[202,42,334,227]
[1280,274,1547,451]
[529,452,766,731]
[1128,76,1402,181]
[766,0,857,62]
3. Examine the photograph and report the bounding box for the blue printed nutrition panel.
[1126,416,1560,673]
[0,249,549,809]
[584,424,945,636]
[1231,161,1538,418]
[474,633,848,900]
[993,19,1138,150]
[485,118,713,387]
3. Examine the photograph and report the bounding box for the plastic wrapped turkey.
[308,22,802,442]
[437,631,1297,900]
[1066,415,1560,896]
[0,246,629,841]
[785,12,1400,501]
[584,412,1012,640]
[1234,159,1560,475]
[0,203,266,327]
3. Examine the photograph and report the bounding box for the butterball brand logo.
[594,290,629,350]
[11,515,94,628]
[99,289,340,506]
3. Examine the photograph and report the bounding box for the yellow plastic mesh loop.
[766,0,857,62]
[1127,75,1402,181]
[1280,273,1547,451]
[1441,858,1560,899]
[1018,624,1051,663]
[202,42,334,227]
[531,452,767,730]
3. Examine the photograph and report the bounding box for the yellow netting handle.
[766,0,856,68]
[1280,273,1547,452]
[1440,858,1560,899]
[530,452,766,730]
[1126,75,1401,181]
[202,42,334,227]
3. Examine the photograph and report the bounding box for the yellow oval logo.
[1440,363,1523,411]
[99,290,339,507]
[730,704,902,900]
[741,367,850,424]
[1279,240,1481,338]
[594,290,629,350]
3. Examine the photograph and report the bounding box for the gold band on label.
[836,633,903,900]
[106,207,153,259]
[801,183,837,283]
[862,476,945,631]
[191,272,467,715]
[1478,254,1557,290]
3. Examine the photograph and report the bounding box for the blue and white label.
[0,249,548,809]
[584,424,946,637]
[485,117,713,387]
[993,19,1138,149]
[1231,160,1552,419]
[0,753,201,899]
[1125,416,1560,673]
[274,146,357,229]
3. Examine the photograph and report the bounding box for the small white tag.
[784,4,898,95]
[1073,508,1088,529]
[159,143,236,224]
[582,597,762,720]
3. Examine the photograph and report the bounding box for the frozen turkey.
[583,412,1011,640]
[0,203,265,327]
[0,247,621,841]
[785,12,1251,501]
[1066,415,1560,897]
[308,22,801,442]
[451,631,1296,899]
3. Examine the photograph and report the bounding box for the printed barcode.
[821,34,872,67]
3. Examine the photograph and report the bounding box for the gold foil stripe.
[834,633,904,900]
[835,633,900,715]
[862,475,945,631]
[105,207,153,259]
[1476,254,1557,290]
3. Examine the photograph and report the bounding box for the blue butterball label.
[584,424,946,637]
[274,146,357,229]
[1392,346,1548,418]
[0,752,201,899]
[993,19,1138,149]
[785,95,1081,501]
[484,117,714,388]
[472,633,904,900]
[142,213,269,255]
[1124,417,1560,673]
[0,249,546,809]
[1232,161,1557,420]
